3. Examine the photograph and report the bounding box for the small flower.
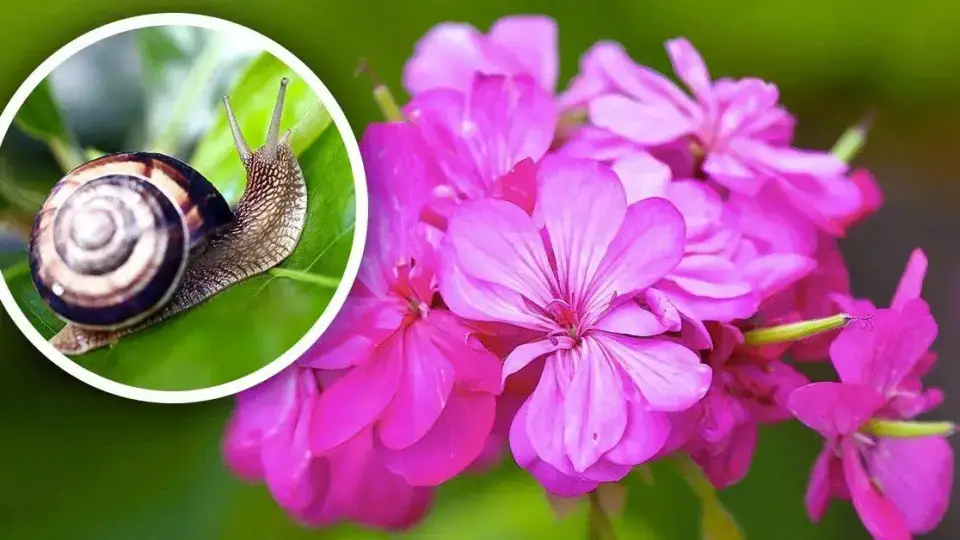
[404,73,556,228]
[559,37,876,239]
[789,299,953,538]
[403,15,558,96]
[302,123,502,487]
[680,323,808,488]
[222,367,432,530]
[438,154,712,495]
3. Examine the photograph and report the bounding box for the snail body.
[28,78,307,356]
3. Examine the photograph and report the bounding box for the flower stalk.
[744,313,852,346]
[356,58,405,122]
[864,419,956,439]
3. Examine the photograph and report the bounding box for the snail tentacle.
[49,78,308,355]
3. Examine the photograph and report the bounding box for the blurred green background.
[0,1,957,538]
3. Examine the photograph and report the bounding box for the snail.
[28,78,307,356]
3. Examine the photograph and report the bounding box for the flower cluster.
[221,15,954,539]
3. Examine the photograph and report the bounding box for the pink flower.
[301,123,502,487]
[438,154,712,495]
[403,15,558,96]
[404,73,556,229]
[559,37,874,238]
[679,323,807,488]
[222,366,432,529]
[788,299,952,538]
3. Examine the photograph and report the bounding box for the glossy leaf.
[0,52,355,391]
[13,79,84,172]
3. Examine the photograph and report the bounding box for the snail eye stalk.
[264,77,289,161]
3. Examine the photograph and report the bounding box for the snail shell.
[29,78,308,356]
[29,153,234,330]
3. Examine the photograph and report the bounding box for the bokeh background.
[0,1,957,538]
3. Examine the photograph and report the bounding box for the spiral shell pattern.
[29,153,234,330]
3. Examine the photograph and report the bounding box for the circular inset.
[0,14,368,403]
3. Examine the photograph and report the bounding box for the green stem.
[48,137,85,173]
[268,268,340,288]
[586,490,618,540]
[356,59,405,122]
[744,313,851,346]
[865,419,955,438]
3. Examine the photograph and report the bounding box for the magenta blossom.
[559,37,873,239]
[301,123,502,487]
[789,298,952,538]
[677,323,808,488]
[404,72,556,229]
[438,154,712,495]
[223,366,432,529]
[403,15,558,96]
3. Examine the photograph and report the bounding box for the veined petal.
[561,340,629,472]
[588,198,687,312]
[788,382,884,437]
[668,255,754,298]
[597,333,711,412]
[440,198,555,308]
[537,155,627,303]
[804,443,846,522]
[503,338,571,387]
[743,253,817,300]
[605,404,670,465]
[304,297,404,370]
[526,356,570,471]
[594,300,679,337]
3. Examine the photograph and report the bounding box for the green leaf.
[669,455,744,540]
[0,52,355,392]
[13,79,84,172]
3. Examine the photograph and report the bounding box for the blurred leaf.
[13,80,84,172]
[137,27,192,90]
[670,454,744,540]
[0,157,47,213]
[190,52,332,204]
[1,53,355,391]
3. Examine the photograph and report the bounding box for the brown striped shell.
[28,153,234,330]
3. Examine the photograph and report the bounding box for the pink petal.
[597,333,711,412]
[654,279,759,323]
[223,368,301,481]
[377,324,456,450]
[829,302,937,393]
[423,311,502,394]
[733,138,849,179]
[402,23,519,95]
[804,443,845,522]
[787,382,884,437]
[594,299,679,337]
[610,151,672,204]
[663,180,725,241]
[743,253,817,300]
[465,74,557,181]
[561,340,628,472]
[510,400,601,497]
[605,404,670,465]
[439,198,556,322]
[694,422,758,489]
[536,155,627,302]
[310,337,404,454]
[525,356,570,471]
[703,151,767,196]
[665,37,714,106]
[502,338,570,387]
[866,436,953,534]
[378,390,497,486]
[727,185,819,256]
[589,197,687,311]
[841,439,912,540]
[557,126,638,162]
[489,15,559,91]
[493,158,538,215]
[668,255,754,298]
[304,297,404,370]
[590,94,696,145]
[890,248,927,311]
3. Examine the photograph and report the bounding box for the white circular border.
[0,13,369,404]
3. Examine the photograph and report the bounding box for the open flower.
[559,37,875,240]
[438,154,711,495]
[222,366,432,529]
[403,15,558,96]
[404,73,556,228]
[301,123,502,487]
[789,299,952,538]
